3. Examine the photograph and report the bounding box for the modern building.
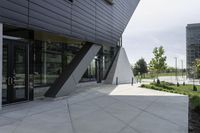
[186,23,200,69]
[0,0,140,109]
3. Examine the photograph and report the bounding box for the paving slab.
[73,110,126,133]
[0,84,188,133]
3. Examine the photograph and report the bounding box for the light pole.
[181,60,185,85]
[174,57,178,83]
[181,60,183,78]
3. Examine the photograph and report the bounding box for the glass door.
[3,39,28,104]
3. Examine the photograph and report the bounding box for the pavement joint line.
[91,102,135,133]
[67,92,107,106]
[142,96,188,128]
[122,96,161,131]
[11,103,33,133]
[1,100,72,133]
[66,99,76,133]
[119,93,187,128]
[91,96,120,109]
[0,85,188,133]
[1,101,45,124]
[26,105,66,117]
[68,101,101,121]
[0,101,54,115]
[0,115,22,122]
[65,87,140,133]
[110,91,185,128]
[110,95,154,112]
[67,91,123,121]
[116,124,142,133]
[100,104,143,133]
[110,87,187,127]
[89,95,144,133]
[1,101,68,120]
[0,104,34,114]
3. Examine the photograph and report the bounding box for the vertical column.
[0,23,3,110]
[43,42,47,84]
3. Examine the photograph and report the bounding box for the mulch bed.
[189,105,200,133]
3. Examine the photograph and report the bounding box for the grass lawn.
[140,72,186,79]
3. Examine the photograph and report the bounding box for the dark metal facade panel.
[28,0,72,35]
[0,0,28,27]
[71,0,96,41]
[0,0,140,46]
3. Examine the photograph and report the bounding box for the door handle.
[11,77,15,86]
[10,78,13,85]
[7,77,12,86]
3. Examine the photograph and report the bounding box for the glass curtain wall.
[34,41,62,87]
[80,45,118,82]
[102,46,118,79]
[81,58,97,82]
[33,40,83,88]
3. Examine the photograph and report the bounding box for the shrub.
[150,86,156,89]
[140,84,145,87]
[193,86,197,91]
[161,81,175,86]
[153,82,175,90]
[190,96,200,109]
[183,92,187,95]
[177,82,180,87]
[156,79,160,84]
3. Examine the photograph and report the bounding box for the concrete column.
[0,23,3,110]
[57,44,101,97]
[45,44,101,97]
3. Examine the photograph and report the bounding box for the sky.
[123,0,200,69]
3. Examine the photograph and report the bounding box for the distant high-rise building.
[186,23,200,69]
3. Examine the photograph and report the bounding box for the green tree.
[192,58,200,78]
[149,46,167,79]
[133,58,148,77]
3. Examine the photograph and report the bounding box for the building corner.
[105,47,134,84]
[0,23,3,110]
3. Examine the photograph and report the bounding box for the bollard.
[131,77,134,86]
[116,77,118,85]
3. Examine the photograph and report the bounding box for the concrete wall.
[105,47,134,84]
[113,48,134,84]
[0,23,2,110]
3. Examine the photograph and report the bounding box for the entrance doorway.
[2,38,29,104]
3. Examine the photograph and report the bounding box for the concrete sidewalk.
[0,84,188,133]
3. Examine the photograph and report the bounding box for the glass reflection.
[33,40,82,87]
